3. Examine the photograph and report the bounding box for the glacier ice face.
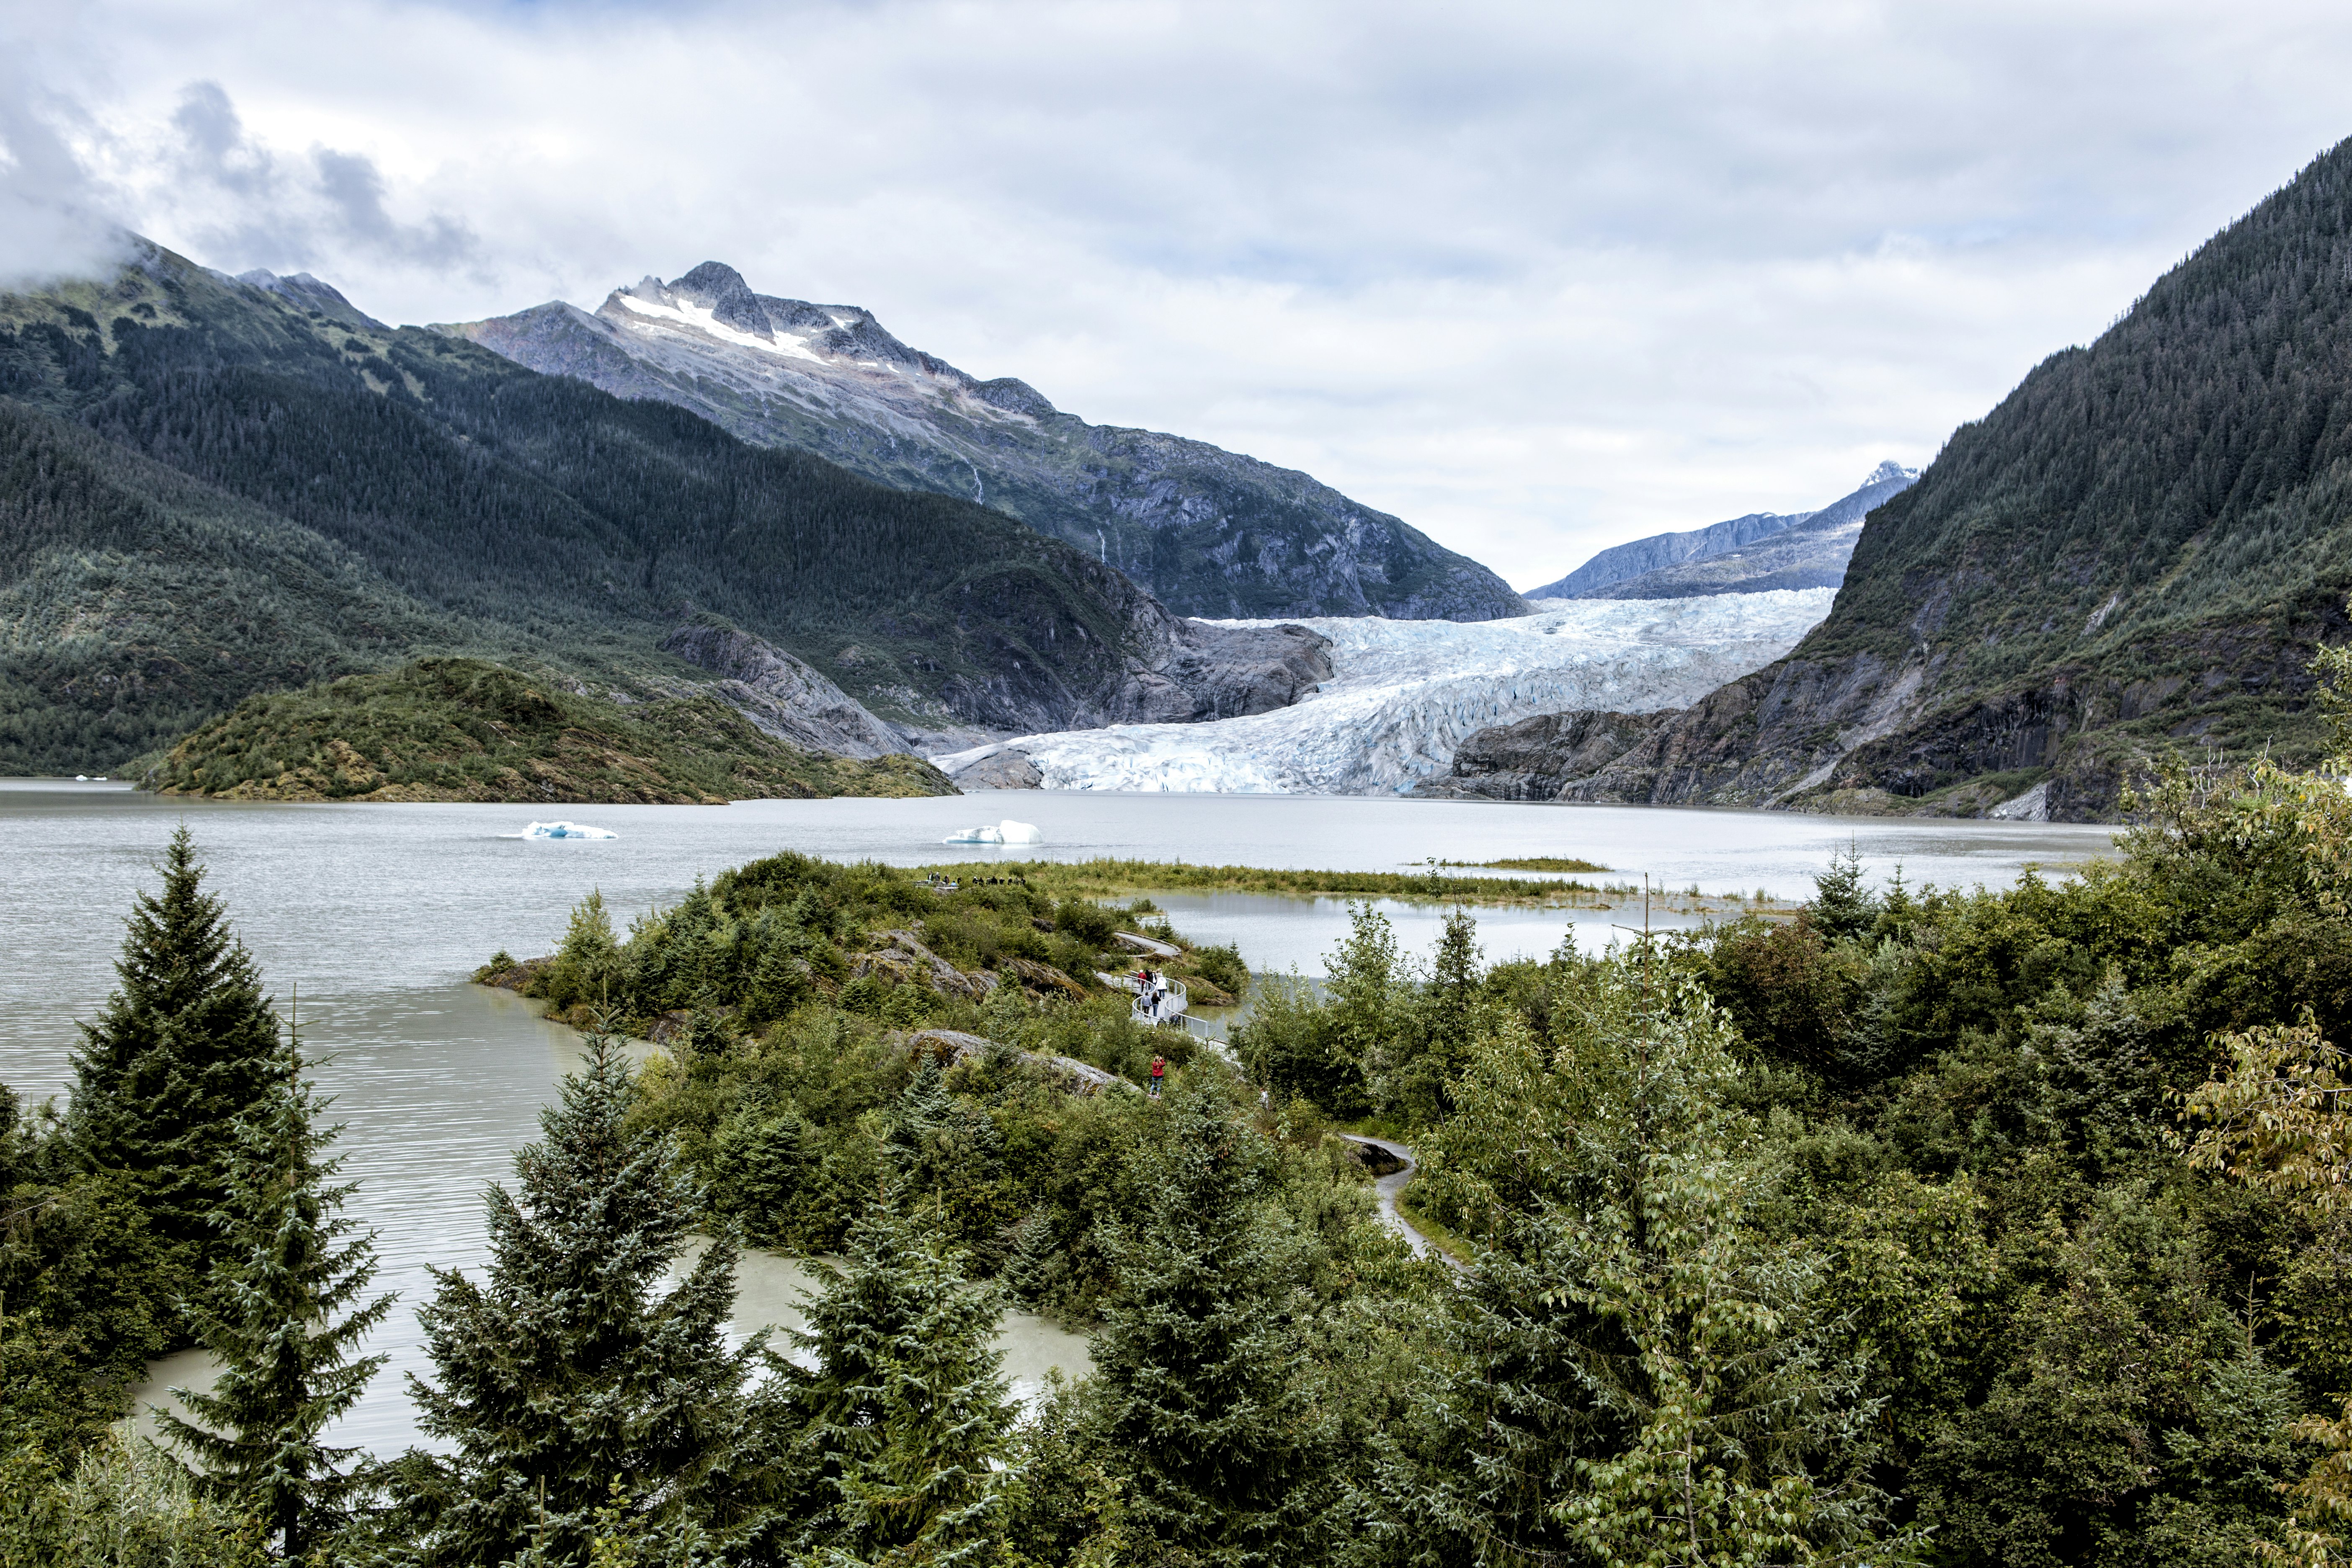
[514,821,618,840]
[935,591,1835,796]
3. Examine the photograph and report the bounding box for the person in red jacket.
[1149,1054,1166,1098]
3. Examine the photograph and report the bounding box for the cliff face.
[1476,141,2352,821]
[1413,710,1676,801]
[445,268,1526,623]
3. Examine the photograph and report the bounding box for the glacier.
[936,590,1836,796]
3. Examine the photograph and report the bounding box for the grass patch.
[1441,856,1610,873]
[927,857,1602,905]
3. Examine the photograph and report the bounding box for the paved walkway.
[1340,1135,1467,1270]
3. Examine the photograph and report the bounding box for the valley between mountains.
[12,140,2352,818]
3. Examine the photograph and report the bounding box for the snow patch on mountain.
[936,590,1835,795]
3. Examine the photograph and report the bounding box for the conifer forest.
[8,638,2352,1566]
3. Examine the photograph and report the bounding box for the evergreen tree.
[788,1197,1019,1565]
[158,1030,394,1560]
[1088,1080,1325,1565]
[1810,842,1877,943]
[1386,965,1913,1566]
[66,828,281,1306]
[404,1034,780,1565]
[1393,908,1482,1123]
[711,1109,805,1246]
[544,889,623,1012]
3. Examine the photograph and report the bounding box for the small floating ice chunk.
[516,820,618,840]
[941,818,1044,846]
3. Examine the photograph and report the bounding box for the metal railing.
[1130,976,1188,1027]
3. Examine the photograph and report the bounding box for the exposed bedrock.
[1413,710,1678,801]
[659,625,907,758]
[950,747,1046,790]
[1112,621,1336,723]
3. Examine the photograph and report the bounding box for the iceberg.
[935,590,1837,796]
[513,821,619,840]
[942,818,1045,846]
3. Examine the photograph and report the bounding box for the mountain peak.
[232,268,384,329]
[665,260,772,340]
[455,262,1529,620]
[1864,459,1918,486]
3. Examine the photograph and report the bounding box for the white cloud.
[11,0,2352,585]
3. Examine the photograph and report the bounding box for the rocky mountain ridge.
[444,263,1528,622]
[1526,462,1918,601]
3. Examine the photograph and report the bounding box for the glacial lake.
[0,781,2116,1453]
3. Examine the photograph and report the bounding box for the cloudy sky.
[6,0,2351,589]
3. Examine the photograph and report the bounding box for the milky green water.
[0,780,2114,1452]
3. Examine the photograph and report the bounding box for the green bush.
[0,1434,267,1568]
[1052,897,1118,948]
[1192,942,1249,997]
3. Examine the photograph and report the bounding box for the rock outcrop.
[950,746,1045,789]
[659,624,907,757]
[853,930,997,1001]
[1413,709,1679,801]
[903,1029,1127,1096]
[1112,620,1335,723]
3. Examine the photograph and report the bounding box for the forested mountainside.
[1467,140,2352,820]
[0,242,1311,775]
[446,264,1527,622]
[1525,461,1918,600]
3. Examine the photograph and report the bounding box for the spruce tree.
[1394,908,1482,1122]
[1386,965,1912,1565]
[1088,1080,1325,1565]
[1810,842,1877,943]
[788,1197,1019,1565]
[67,828,281,1304]
[405,1034,780,1565]
[711,1107,805,1246]
[158,1031,394,1560]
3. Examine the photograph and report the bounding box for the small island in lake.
[143,657,955,804]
